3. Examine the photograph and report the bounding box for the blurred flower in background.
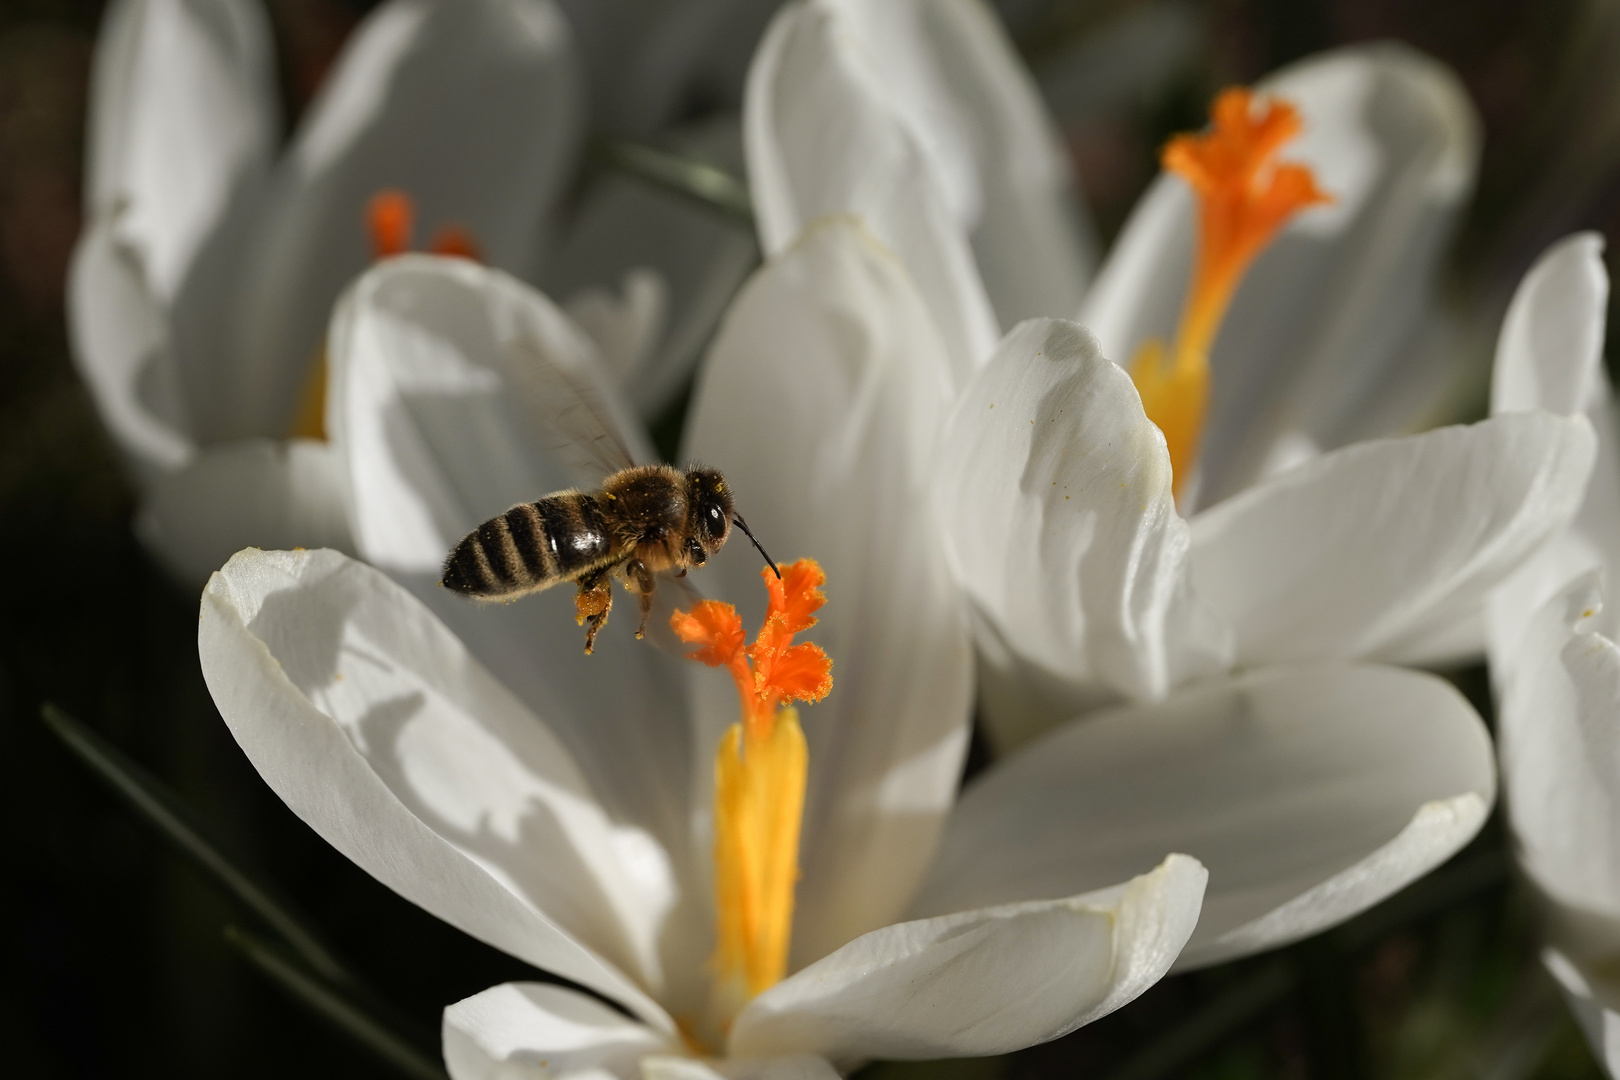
[65,0,778,587]
[1485,233,1620,1076]
[68,0,579,584]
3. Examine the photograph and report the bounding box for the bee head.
[686,466,735,554]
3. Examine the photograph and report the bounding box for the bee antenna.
[733,515,780,578]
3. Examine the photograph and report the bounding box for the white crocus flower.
[69,0,580,585]
[1483,232,1620,1076]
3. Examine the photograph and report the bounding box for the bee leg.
[575,568,613,654]
[626,558,656,640]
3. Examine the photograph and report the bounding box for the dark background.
[4,1,1620,1077]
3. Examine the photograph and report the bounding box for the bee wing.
[641,571,709,656]
[499,325,654,485]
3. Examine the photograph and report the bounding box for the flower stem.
[596,139,756,227]
[40,702,352,986]
[224,924,447,1080]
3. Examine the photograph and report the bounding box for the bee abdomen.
[441,496,612,598]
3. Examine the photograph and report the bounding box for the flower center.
[286,190,483,441]
[1128,88,1331,501]
[671,559,834,1028]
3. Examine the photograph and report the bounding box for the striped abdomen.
[441,494,617,599]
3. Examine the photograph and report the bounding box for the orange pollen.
[671,558,832,1015]
[1129,87,1332,500]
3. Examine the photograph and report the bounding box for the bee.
[438,338,776,654]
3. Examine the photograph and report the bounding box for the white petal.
[564,270,670,392]
[1080,43,1479,506]
[1495,572,1620,920]
[745,2,998,385]
[199,547,676,1027]
[1488,235,1620,661]
[67,215,194,476]
[137,437,352,586]
[912,664,1494,970]
[1492,232,1610,417]
[325,255,703,979]
[810,0,1096,322]
[85,0,275,302]
[685,217,973,967]
[328,255,651,575]
[82,0,277,440]
[934,317,1231,717]
[1545,949,1620,1079]
[869,0,1097,326]
[544,116,758,420]
[228,0,582,438]
[729,855,1205,1062]
[443,982,673,1080]
[1188,412,1596,668]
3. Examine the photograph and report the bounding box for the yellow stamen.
[1129,87,1332,499]
[671,559,833,1019]
[286,190,485,441]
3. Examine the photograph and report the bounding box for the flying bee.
[438,335,776,654]
[442,465,776,653]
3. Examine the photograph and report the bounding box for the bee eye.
[706,504,726,534]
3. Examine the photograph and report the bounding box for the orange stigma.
[429,224,482,261]
[291,192,485,441]
[367,190,415,258]
[671,559,832,1018]
[1130,87,1331,499]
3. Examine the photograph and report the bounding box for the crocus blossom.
[71,0,764,586]
[1484,232,1620,1076]
[68,0,580,585]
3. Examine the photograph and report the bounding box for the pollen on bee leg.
[1130,86,1332,500]
[575,572,613,654]
[671,560,832,1024]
